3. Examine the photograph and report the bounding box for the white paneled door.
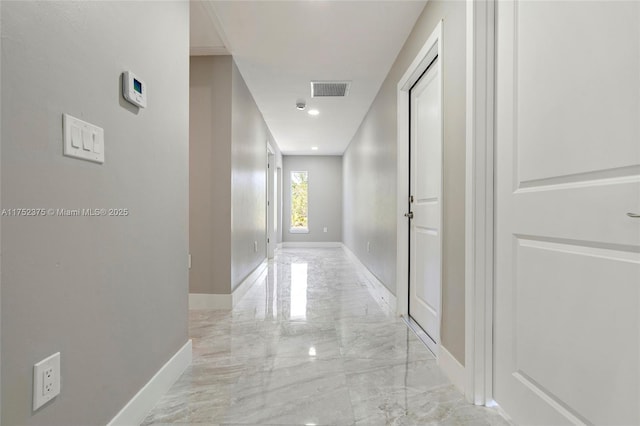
[409,58,442,346]
[494,1,640,424]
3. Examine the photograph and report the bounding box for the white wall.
[1,2,189,424]
[283,156,342,243]
[343,0,467,364]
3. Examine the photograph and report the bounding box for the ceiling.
[191,1,426,155]
[190,1,228,56]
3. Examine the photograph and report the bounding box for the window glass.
[290,171,308,232]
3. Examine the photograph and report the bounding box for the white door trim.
[267,152,275,259]
[396,21,442,324]
[397,5,497,404]
[267,142,275,258]
[464,0,495,405]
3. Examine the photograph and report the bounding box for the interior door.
[494,1,640,424]
[409,57,442,345]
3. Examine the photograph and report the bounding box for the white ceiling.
[194,1,426,155]
[190,1,228,56]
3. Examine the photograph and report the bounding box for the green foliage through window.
[290,171,308,229]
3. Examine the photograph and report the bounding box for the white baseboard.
[232,259,268,307]
[438,345,465,393]
[281,241,342,248]
[189,293,232,310]
[108,340,192,426]
[188,260,267,310]
[277,242,283,249]
[341,244,397,314]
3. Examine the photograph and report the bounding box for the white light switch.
[63,114,104,164]
[71,127,81,148]
[93,136,103,154]
[82,129,93,151]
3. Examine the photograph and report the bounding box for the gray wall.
[0,2,3,419]
[1,2,189,425]
[342,1,466,364]
[231,60,273,289]
[190,56,233,295]
[0,2,3,420]
[190,57,281,294]
[283,156,342,243]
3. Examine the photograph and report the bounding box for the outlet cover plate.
[33,352,61,410]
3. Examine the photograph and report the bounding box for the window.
[290,171,308,233]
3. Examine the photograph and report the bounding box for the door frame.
[276,166,282,247]
[464,0,495,405]
[395,21,443,337]
[396,1,497,406]
[267,142,276,259]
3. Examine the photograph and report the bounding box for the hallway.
[142,248,509,425]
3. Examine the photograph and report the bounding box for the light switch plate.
[63,114,104,164]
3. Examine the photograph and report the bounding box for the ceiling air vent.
[310,81,351,97]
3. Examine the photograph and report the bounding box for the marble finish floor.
[142,248,509,426]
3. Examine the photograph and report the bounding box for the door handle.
[404,212,414,219]
[627,212,640,218]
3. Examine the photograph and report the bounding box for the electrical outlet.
[254,241,258,252]
[323,227,328,233]
[43,367,54,395]
[367,241,371,253]
[33,352,61,410]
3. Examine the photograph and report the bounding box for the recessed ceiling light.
[296,101,306,111]
[308,109,319,116]
[311,146,319,151]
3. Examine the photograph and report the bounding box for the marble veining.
[142,248,510,426]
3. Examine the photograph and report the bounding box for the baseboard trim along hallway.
[341,243,397,314]
[231,260,268,307]
[280,241,342,248]
[344,243,465,394]
[189,260,268,310]
[188,293,231,310]
[438,344,465,393]
[107,340,192,426]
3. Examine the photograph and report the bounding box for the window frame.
[289,170,309,234]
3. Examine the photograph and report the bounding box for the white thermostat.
[122,71,147,108]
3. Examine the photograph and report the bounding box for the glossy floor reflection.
[142,248,510,426]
